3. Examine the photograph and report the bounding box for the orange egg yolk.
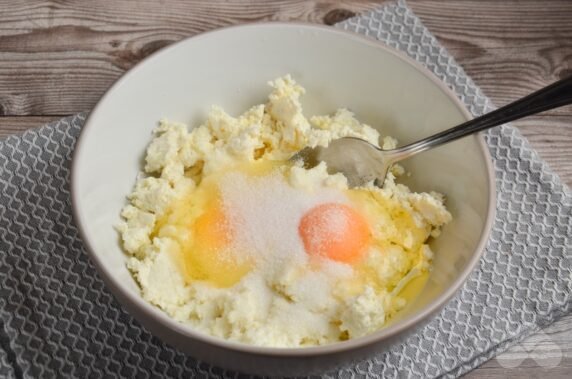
[194,205,233,251]
[298,203,371,263]
[183,204,250,288]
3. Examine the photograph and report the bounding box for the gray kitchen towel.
[0,0,570,377]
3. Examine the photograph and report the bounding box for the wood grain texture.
[0,1,570,378]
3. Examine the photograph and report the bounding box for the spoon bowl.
[292,137,393,187]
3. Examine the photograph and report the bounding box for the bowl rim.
[71,21,496,357]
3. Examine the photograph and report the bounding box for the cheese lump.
[117,75,452,347]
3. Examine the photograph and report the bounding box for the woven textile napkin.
[1,0,570,377]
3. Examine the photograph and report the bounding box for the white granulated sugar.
[325,206,350,235]
[218,170,347,273]
[307,205,350,250]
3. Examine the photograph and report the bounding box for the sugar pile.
[217,169,347,272]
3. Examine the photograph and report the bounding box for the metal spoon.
[292,76,572,187]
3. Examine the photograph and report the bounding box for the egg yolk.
[194,205,233,251]
[183,201,250,288]
[299,203,371,263]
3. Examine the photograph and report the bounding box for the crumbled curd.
[117,75,452,347]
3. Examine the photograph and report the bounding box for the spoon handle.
[390,75,572,159]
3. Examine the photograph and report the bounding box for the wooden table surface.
[1,0,570,377]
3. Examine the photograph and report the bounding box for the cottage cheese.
[117,75,452,347]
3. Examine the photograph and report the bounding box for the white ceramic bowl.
[71,23,495,376]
